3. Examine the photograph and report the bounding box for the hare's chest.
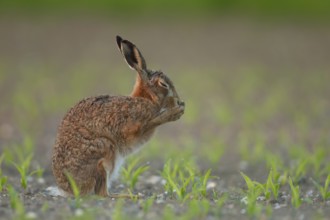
[112,155,125,180]
[121,120,155,144]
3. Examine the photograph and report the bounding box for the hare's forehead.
[150,71,173,83]
[149,70,163,77]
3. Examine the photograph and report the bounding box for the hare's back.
[61,95,157,128]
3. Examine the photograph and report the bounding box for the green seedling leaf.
[130,165,149,189]
[184,199,210,219]
[122,157,149,189]
[142,196,155,214]
[0,154,5,168]
[267,170,280,200]
[0,154,7,191]
[0,176,7,192]
[240,172,255,192]
[7,186,25,217]
[30,165,44,179]
[254,182,269,199]
[215,193,228,209]
[295,159,308,179]
[112,199,125,220]
[11,154,33,190]
[289,177,302,208]
[162,205,176,220]
[311,174,330,201]
[127,188,139,202]
[64,171,80,198]
[199,169,212,197]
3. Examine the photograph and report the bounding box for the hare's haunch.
[52,36,185,197]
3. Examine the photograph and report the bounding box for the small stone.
[206,181,217,190]
[240,209,246,214]
[240,196,248,205]
[274,203,281,210]
[44,186,67,197]
[27,176,34,183]
[25,212,37,219]
[298,214,305,220]
[306,190,313,197]
[37,178,45,184]
[257,196,265,201]
[274,203,286,209]
[161,179,167,185]
[146,175,161,185]
[156,194,165,204]
[74,209,84,216]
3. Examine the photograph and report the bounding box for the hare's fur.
[52,36,184,197]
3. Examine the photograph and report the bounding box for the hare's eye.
[158,80,169,89]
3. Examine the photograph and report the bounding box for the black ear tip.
[116,35,123,48]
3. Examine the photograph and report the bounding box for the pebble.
[156,194,165,204]
[274,203,286,209]
[298,214,305,220]
[44,186,67,197]
[305,190,313,197]
[240,196,248,205]
[274,203,281,210]
[27,176,34,183]
[227,204,234,209]
[161,179,167,185]
[138,192,144,198]
[74,208,84,216]
[25,212,37,219]
[257,196,265,201]
[206,181,217,190]
[37,178,45,184]
[146,175,161,185]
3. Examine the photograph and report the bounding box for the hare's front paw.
[149,103,185,127]
[165,104,185,122]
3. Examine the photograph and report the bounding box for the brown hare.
[51,36,185,197]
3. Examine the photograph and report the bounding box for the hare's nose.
[177,100,185,106]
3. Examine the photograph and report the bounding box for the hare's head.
[116,36,185,111]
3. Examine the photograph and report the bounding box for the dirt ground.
[0,15,330,219]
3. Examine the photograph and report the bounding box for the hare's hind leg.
[95,154,125,196]
[96,157,115,196]
[94,169,108,197]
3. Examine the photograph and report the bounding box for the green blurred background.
[0,0,329,167]
[1,0,330,19]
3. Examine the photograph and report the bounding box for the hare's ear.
[116,36,149,79]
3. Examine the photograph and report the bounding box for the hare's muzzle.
[177,100,185,113]
[177,100,185,107]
